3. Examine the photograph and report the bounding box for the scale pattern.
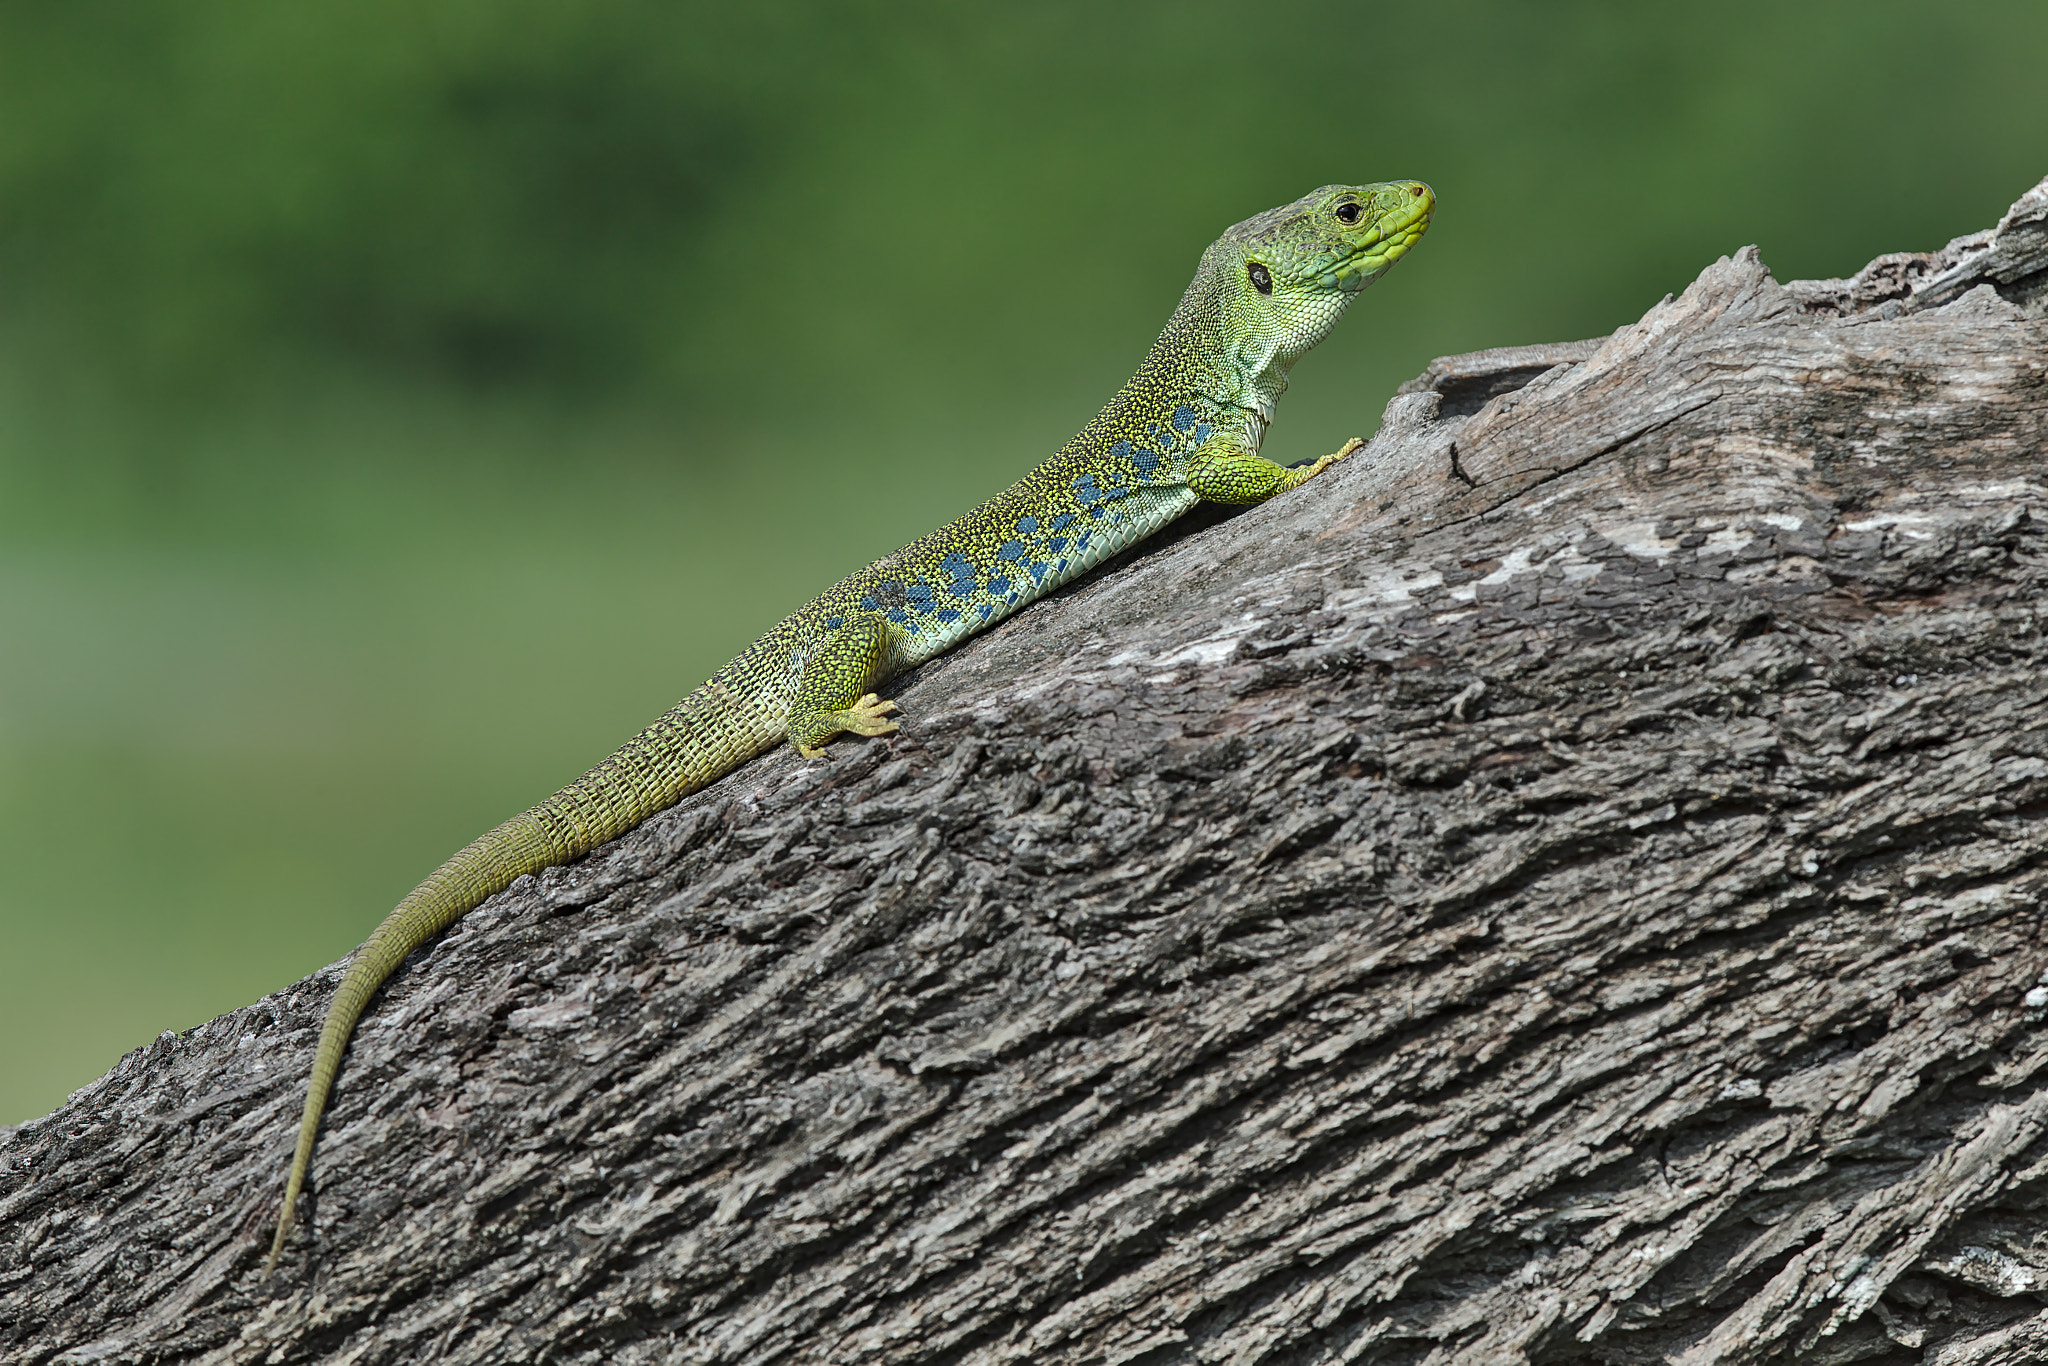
[264,179,1436,1278]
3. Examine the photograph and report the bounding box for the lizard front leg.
[1186,435,1366,505]
[788,614,903,757]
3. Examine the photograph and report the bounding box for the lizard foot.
[1300,435,1367,481]
[795,694,902,758]
[840,693,902,736]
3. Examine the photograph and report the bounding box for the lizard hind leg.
[788,614,903,758]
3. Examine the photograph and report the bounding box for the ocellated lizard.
[264,179,1435,1278]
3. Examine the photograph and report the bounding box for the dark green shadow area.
[4,0,2046,1121]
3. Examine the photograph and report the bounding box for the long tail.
[261,683,780,1280]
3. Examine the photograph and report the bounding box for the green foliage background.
[3,1,2045,1122]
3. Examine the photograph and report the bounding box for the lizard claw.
[1296,436,1367,483]
[842,694,902,738]
[1312,436,1368,477]
[795,695,902,758]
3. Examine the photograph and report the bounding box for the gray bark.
[6,176,2048,1366]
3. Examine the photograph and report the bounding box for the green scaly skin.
[262,179,1434,1280]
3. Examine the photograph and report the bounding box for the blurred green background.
[3,0,2045,1123]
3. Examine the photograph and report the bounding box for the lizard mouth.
[1322,184,1435,290]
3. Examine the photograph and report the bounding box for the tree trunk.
[6,177,2048,1366]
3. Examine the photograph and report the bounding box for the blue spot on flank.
[940,551,976,595]
[1130,446,1161,474]
[938,607,960,623]
[825,615,845,629]
[1173,404,1197,433]
[1014,515,1038,534]
[1057,558,1068,571]
[1029,562,1047,584]
[1195,422,1213,443]
[1050,512,1076,531]
[1108,440,1132,461]
[1077,529,1093,551]
[908,581,933,603]
[978,604,992,621]
[997,539,1024,561]
[1073,472,1128,507]
[1048,536,1067,552]
[988,574,1012,596]
[887,608,909,623]
[859,594,877,610]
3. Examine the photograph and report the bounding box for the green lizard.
[262,179,1434,1279]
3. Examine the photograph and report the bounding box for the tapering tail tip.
[263,1089,320,1283]
[261,1183,299,1282]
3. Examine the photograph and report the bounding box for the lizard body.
[263,180,1434,1278]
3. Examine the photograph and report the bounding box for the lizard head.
[1206,181,1435,367]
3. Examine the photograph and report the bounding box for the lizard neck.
[1060,262,1358,470]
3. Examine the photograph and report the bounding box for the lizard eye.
[1334,202,1362,225]
[1247,261,1273,295]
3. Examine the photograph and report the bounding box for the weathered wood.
[5,176,2048,1366]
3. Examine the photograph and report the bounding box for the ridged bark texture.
[4,176,2048,1365]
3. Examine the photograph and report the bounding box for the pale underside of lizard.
[263,179,1436,1279]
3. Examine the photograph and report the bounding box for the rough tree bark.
[5,178,2048,1366]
